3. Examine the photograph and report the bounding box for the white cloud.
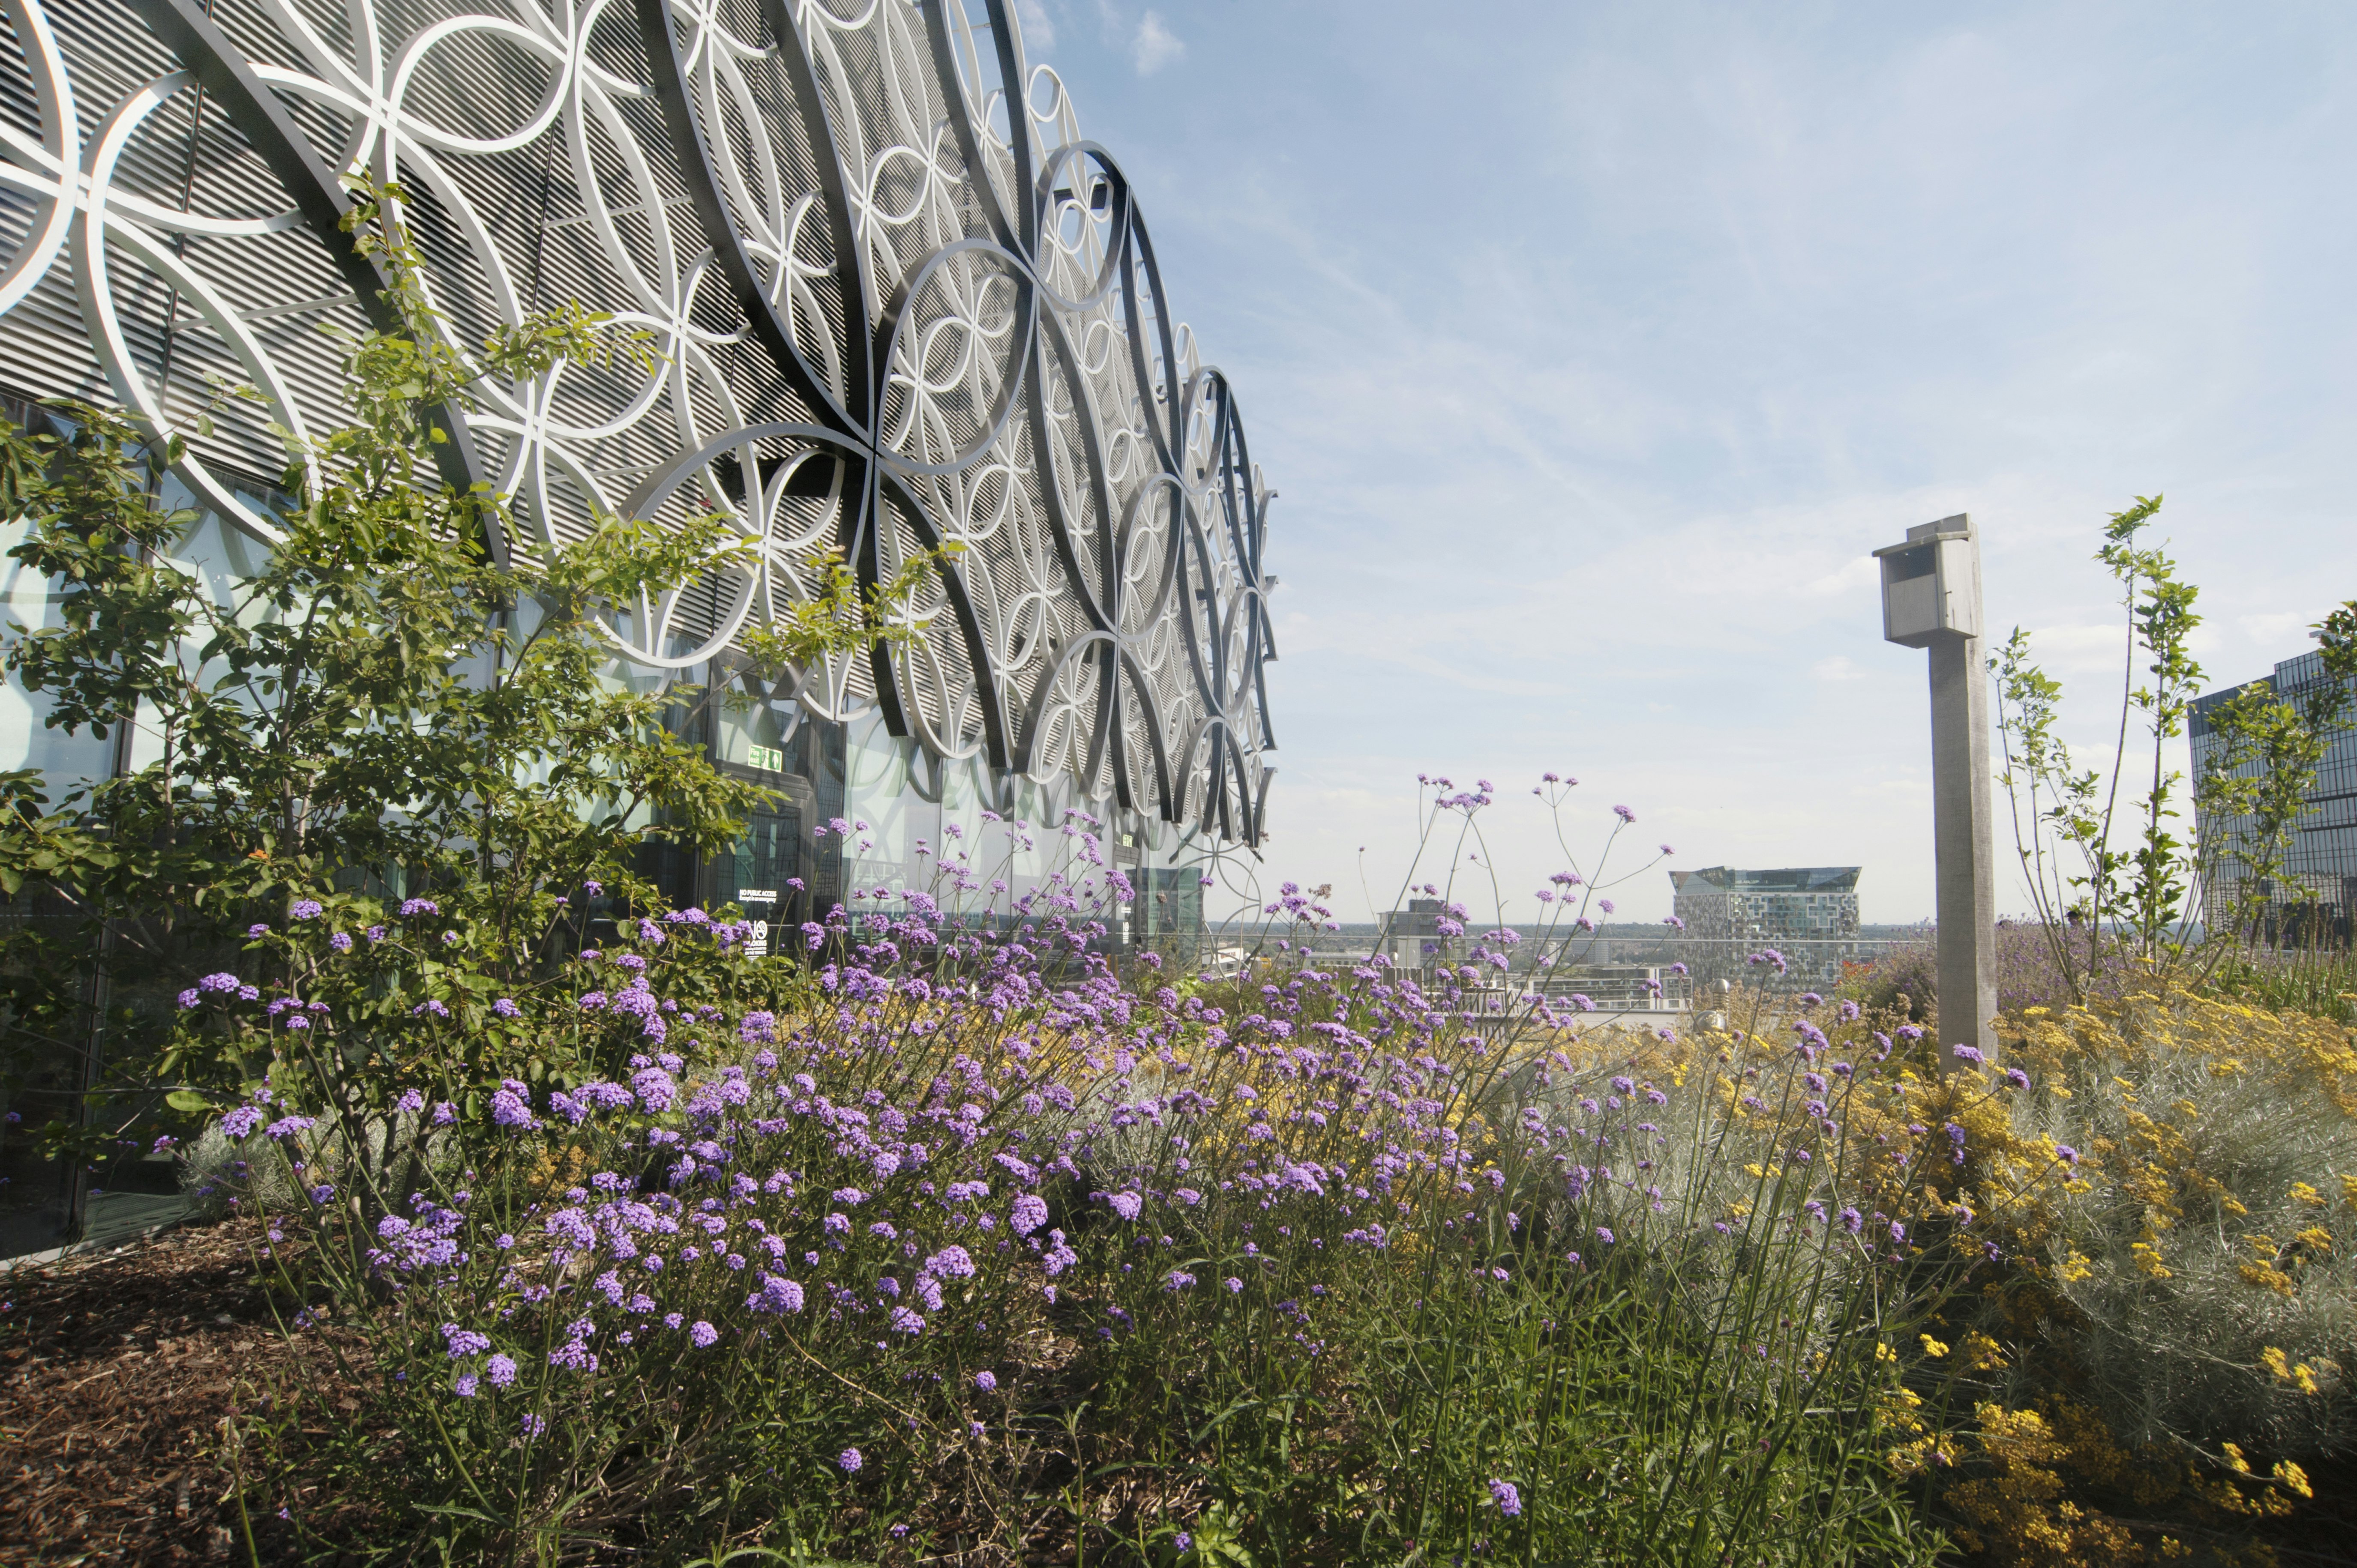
[1132,10,1184,75]
[1814,655,1867,682]
[1014,0,1054,53]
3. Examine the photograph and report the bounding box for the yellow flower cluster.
[1914,985,2355,1561]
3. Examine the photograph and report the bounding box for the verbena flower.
[839,1448,862,1473]
[441,1324,491,1359]
[1489,1479,1522,1516]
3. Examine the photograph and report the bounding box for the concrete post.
[1874,514,1998,1068]
[1928,634,1998,1062]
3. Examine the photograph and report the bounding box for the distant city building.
[2191,648,2357,944]
[1671,867,1863,944]
[1377,899,1452,967]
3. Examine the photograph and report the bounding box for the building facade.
[1671,866,1863,944]
[1669,865,1864,988]
[0,0,1276,934]
[2191,649,2357,945]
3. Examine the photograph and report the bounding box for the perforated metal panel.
[0,0,1276,841]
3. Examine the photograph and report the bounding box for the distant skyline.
[1012,1,2357,926]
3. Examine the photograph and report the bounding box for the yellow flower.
[2290,1181,2326,1208]
[1920,1335,1950,1358]
[2222,1442,2251,1475]
[2274,1460,2313,1499]
[2261,1347,2291,1380]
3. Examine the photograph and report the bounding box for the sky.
[1008,0,2357,927]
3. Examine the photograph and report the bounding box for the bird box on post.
[1874,515,1980,648]
[1869,512,1997,1072]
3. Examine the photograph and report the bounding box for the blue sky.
[1016,1,2357,924]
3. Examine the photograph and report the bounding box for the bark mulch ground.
[0,1217,328,1565]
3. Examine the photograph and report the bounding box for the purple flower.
[290,899,324,920]
[2005,1067,2031,1090]
[1489,1479,1523,1517]
[1660,843,1674,856]
[177,988,201,1009]
[1952,1044,1986,1067]
[487,1354,517,1386]
[1224,1277,1243,1293]
[1595,1227,1615,1245]
[454,1373,478,1397]
[400,898,440,917]
[330,931,352,952]
[441,1323,492,1359]
[1009,1194,1049,1236]
[492,998,519,1018]
[747,1274,805,1314]
[366,925,387,943]
[839,1448,863,1473]
[1175,1533,1192,1552]
[491,1081,537,1129]
[632,1067,677,1113]
[2055,1144,2079,1165]
[220,1106,264,1139]
[924,1245,977,1280]
[975,1371,997,1391]
[690,1320,719,1348]
[248,923,270,938]
[1106,1191,1143,1221]
[520,1413,546,1439]
[739,1010,778,1044]
[1613,805,1635,823]
[1841,1207,1863,1234]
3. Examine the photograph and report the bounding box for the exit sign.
[747,744,785,772]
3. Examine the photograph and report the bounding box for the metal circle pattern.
[0,0,1275,841]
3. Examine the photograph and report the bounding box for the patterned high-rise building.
[2191,648,2357,945]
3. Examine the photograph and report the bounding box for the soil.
[0,1218,322,1565]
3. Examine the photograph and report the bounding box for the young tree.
[0,177,937,1191]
